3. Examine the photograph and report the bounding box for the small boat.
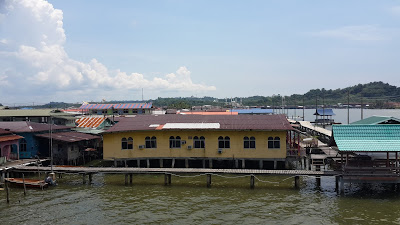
[4,178,48,188]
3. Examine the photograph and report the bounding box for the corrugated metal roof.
[162,123,221,129]
[76,117,106,128]
[333,125,400,152]
[0,134,24,142]
[105,114,293,133]
[231,109,273,114]
[179,112,238,115]
[79,103,152,110]
[313,109,335,116]
[0,128,12,135]
[35,131,100,143]
[0,122,70,133]
[350,116,400,125]
[0,109,73,117]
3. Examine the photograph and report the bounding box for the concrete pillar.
[235,160,239,169]
[159,159,163,168]
[241,159,245,169]
[82,174,87,184]
[89,173,93,184]
[316,165,321,188]
[164,174,168,185]
[335,176,339,192]
[259,160,263,169]
[114,159,117,167]
[202,159,206,168]
[137,159,140,168]
[130,174,133,184]
[207,174,212,188]
[301,158,305,170]
[250,175,255,189]
[273,160,277,170]
[125,174,128,185]
[1,172,4,183]
[124,160,127,167]
[172,158,175,168]
[185,159,189,168]
[339,176,344,195]
[209,159,213,168]
[146,159,150,168]
[294,176,300,189]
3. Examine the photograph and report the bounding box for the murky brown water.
[2,173,400,224]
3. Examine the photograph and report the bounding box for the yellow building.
[103,114,293,169]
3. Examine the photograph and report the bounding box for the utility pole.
[315,96,318,125]
[302,95,305,121]
[322,91,325,128]
[347,90,350,124]
[361,97,364,120]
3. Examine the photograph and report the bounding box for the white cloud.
[0,0,216,103]
[311,25,389,41]
[389,6,400,15]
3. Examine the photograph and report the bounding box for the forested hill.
[152,82,400,109]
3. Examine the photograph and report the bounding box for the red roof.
[35,131,100,143]
[76,117,106,128]
[0,135,24,142]
[0,128,12,135]
[106,114,293,133]
[0,122,70,133]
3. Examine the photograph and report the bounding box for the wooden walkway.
[11,165,338,176]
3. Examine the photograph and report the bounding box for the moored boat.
[4,178,48,188]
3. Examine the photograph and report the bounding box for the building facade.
[79,103,153,116]
[103,114,293,169]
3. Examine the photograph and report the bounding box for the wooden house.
[102,114,293,169]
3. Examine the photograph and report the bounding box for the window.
[145,136,157,148]
[20,139,27,152]
[132,109,138,114]
[123,109,129,114]
[169,136,181,148]
[122,137,133,150]
[244,136,256,149]
[193,136,205,148]
[142,109,146,114]
[268,136,280,149]
[218,136,230,149]
[102,109,107,114]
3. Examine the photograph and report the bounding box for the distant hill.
[152,82,400,109]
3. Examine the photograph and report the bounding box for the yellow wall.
[103,130,287,160]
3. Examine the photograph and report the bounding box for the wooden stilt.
[250,175,255,189]
[130,174,133,184]
[185,159,189,168]
[335,176,339,192]
[5,181,10,203]
[82,174,87,184]
[125,174,128,185]
[316,165,321,188]
[164,173,168,185]
[168,174,171,184]
[207,174,212,188]
[22,173,26,196]
[89,173,93,184]
[294,176,300,189]
[339,176,344,195]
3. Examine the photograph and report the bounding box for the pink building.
[0,128,23,160]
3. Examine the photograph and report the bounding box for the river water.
[3,109,400,224]
[2,173,400,224]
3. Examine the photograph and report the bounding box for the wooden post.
[316,165,321,188]
[58,173,62,179]
[125,174,128,185]
[168,174,171,185]
[82,173,87,184]
[164,173,168,185]
[159,159,163,168]
[172,158,175,168]
[339,176,344,195]
[22,173,27,196]
[185,159,189,168]
[294,176,300,189]
[335,176,339,192]
[5,181,10,204]
[250,175,255,189]
[89,173,93,184]
[129,174,133,184]
[207,174,212,188]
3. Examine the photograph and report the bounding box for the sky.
[1,0,400,105]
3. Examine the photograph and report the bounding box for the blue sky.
[1,0,400,104]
